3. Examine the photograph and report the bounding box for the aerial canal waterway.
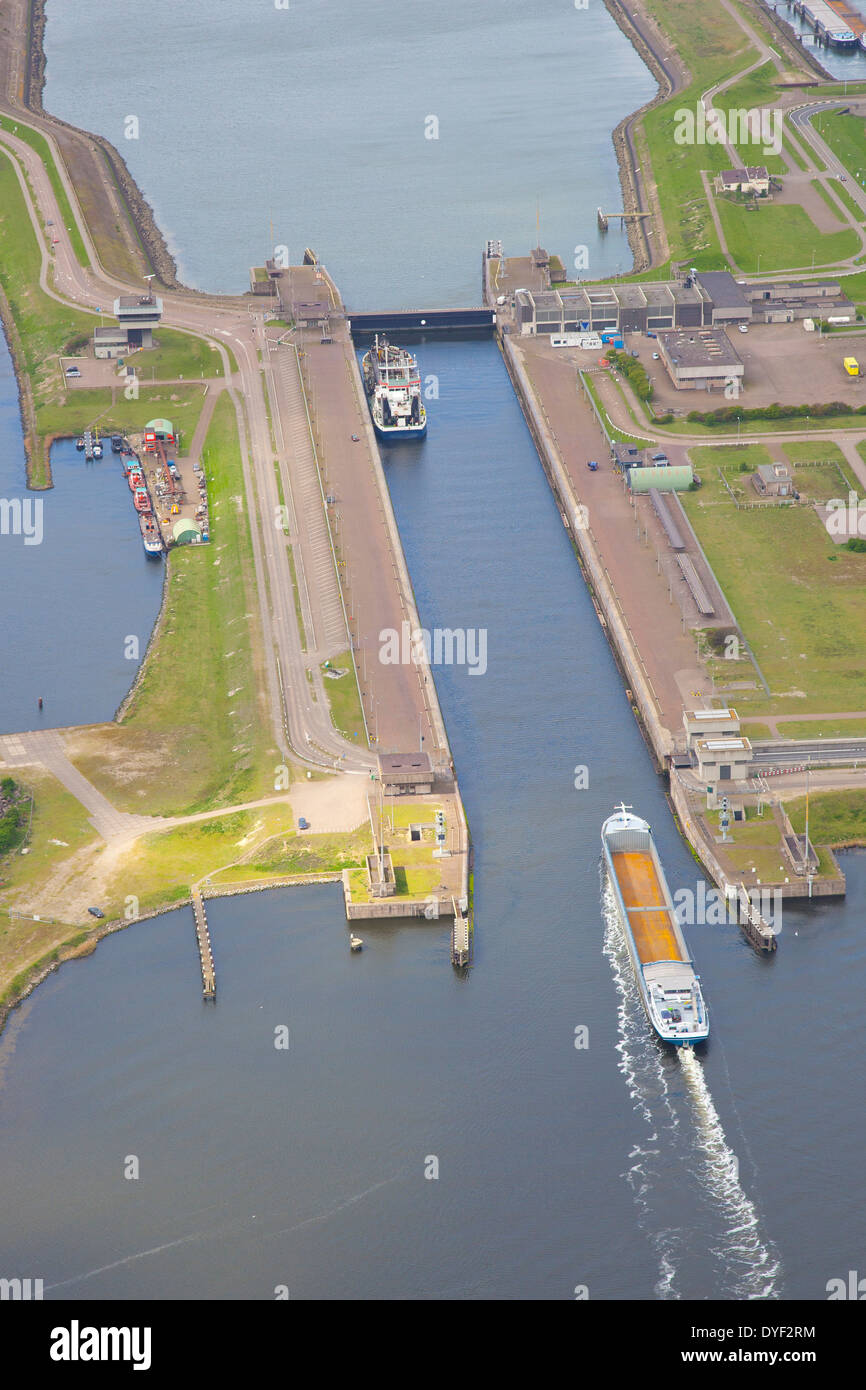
[0,0,862,1301]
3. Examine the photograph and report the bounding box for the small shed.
[172,518,202,546]
[752,462,792,498]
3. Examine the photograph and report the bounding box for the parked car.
[587,459,599,471]
[65,366,81,377]
[351,433,360,442]
[738,324,748,334]
[298,817,310,831]
[652,352,660,360]
[87,906,105,919]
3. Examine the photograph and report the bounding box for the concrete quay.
[486,250,847,950]
[261,266,471,950]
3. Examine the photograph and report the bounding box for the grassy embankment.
[787,788,866,847]
[67,393,281,816]
[322,653,367,746]
[0,149,210,483]
[626,5,857,276]
[682,443,866,715]
[0,116,88,266]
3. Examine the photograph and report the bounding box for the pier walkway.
[191,888,216,999]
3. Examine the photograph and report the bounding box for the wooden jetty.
[191,888,216,998]
[451,897,470,968]
[598,208,652,231]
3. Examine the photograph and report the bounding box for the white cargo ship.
[602,804,709,1046]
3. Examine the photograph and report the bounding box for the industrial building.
[611,442,693,491]
[683,708,740,750]
[514,272,855,336]
[693,735,754,783]
[113,293,163,348]
[92,293,164,358]
[654,328,744,392]
[93,326,130,360]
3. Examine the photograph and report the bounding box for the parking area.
[623,322,866,413]
[61,356,128,389]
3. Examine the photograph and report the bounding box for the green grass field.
[322,652,367,746]
[814,111,866,191]
[0,149,96,481]
[786,788,866,845]
[68,393,279,815]
[133,328,229,381]
[0,116,89,266]
[779,718,866,739]
[716,198,859,273]
[683,447,866,712]
[639,0,759,268]
[37,384,208,443]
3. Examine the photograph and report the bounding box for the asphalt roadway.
[0,118,437,776]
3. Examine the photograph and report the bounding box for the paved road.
[751,737,866,765]
[0,117,375,777]
[0,731,171,839]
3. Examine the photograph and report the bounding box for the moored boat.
[75,436,85,451]
[133,487,152,514]
[601,803,708,1046]
[138,512,163,556]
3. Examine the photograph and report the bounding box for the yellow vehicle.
[844,356,859,377]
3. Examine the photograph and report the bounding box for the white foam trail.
[602,876,683,1297]
[266,1175,399,1238]
[45,1230,214,1291]
[46,1176,401,1293]
[602,871,781,1300]
[678,1047,782,1299]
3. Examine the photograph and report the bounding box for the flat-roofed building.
[113,293,162,349]
[694,272,751,325]
[683,707,741,750]
[655,327,744,391]
[753,462,793,497]
[93,325,129,359]
[377,752,433,796]
[694,735,753,783]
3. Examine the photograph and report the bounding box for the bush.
[845,537,866,552]
[685,400,853,427]
[607,350,653,401]
[63,333,89,355]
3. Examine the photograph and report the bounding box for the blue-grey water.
[0,342,163,733]
[43,0,655,303]
[0,0,862,1301]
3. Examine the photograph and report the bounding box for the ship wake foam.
[678,1047,782,1299]
[602,874,781,1300]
